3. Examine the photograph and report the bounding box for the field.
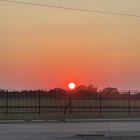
[0,95,140,119]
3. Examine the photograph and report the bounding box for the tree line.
[0,85,140,99]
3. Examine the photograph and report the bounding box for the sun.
[68,82,76,90]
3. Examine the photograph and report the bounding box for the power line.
[0,0,140,18]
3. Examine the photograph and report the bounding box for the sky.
[0,0,140,90]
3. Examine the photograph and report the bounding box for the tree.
[102,87,119,94]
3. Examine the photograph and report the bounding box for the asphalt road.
[0,121,140,140]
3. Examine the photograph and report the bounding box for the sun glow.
[68,82,76,90]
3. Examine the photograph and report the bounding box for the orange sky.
[0,0,140,90]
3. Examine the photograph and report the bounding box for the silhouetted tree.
[74,85,98,97]
[102,87,119,94]
[47,88,67,97]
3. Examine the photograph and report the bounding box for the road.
[0,121,140,140]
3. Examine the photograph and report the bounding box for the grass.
[0,98,140,118]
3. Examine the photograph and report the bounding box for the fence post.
[70,92,72,115]
[38,92,41,115]
[128,90,131,116]
[100,90,102,116]
[6,91,8,115]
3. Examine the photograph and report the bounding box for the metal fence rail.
[0,91,140,117]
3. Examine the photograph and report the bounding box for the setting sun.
[68,82,76,90]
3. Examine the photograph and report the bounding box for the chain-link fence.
[0,90,140,118]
